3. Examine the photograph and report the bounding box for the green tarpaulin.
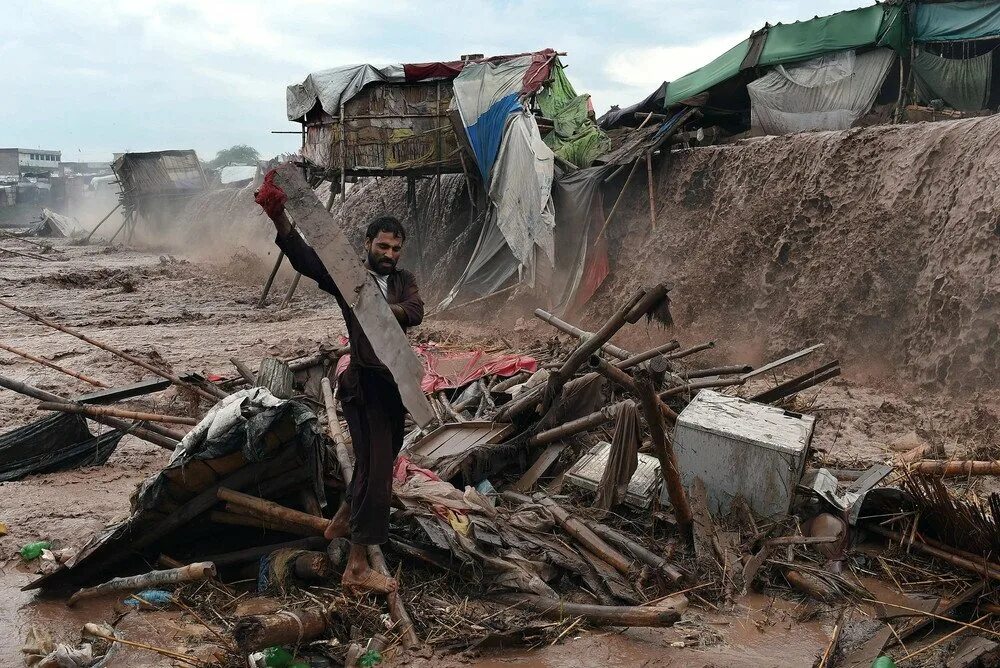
[664,38,751,106]
[538,64,610,168]
[913,48,992,110]
[915,0,1000,43]
[759,5,907,66]
[662,4,907,109]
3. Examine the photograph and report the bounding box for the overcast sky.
[4,0,874,163]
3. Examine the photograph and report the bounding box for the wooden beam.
[268,163,433,427]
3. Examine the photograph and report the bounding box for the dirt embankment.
[595,116,1000,390]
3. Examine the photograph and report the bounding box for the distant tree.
[208,144,260,169]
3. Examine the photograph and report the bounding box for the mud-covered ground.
[0,237,996,666]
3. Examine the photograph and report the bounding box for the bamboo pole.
[0,246,56,262]
[106,211,131,244]
[646,151,656,228]
[0,342,108,387]
[0,296,225,401]
[681,364,753,380]
[491,593,684,627]
[588,356,678,421]
[278,273,301,309]
[209,510,316,537]
[233,608,329,654]
[69,562,216,605]
[615,340,681,370]
[585,521,685,582]
[321,377,353,488]
[542,285,665,412]
[907,460,1000,477]
[257,252,284,307]
[665,341,715,360]
[81,202,122,244]
[38,401,197,426]
[533,308,632,360]
[522,492,633,574]
[751,361,841,404]
[635,369,692,531]
[368,545,420,647]
[868,524,1000,582]
[659,376,746,398]
[217,488,328,534]
[0,372,179,449]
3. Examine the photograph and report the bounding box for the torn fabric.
[748,48,895,135]
[913,48,992,112]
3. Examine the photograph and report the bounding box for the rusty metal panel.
[673,390,814,518]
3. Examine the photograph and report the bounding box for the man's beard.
[368,250,396,275]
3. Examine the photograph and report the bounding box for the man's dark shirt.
[275,229,423,375]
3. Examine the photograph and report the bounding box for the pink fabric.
[392,456,442,484]
[336,344,537,393]
[522,48,558,94]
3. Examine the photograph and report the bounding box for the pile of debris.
[6,272,1000,666]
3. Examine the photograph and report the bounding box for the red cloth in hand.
[254,169,287,220]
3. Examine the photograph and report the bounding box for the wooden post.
[0,246,55,262]
[217,487,328,534]
[0,342,108,387]
[106,211,131,244]
[230,358,256,385]
[541,285,667,412]
[512,491,633,575]
[81,202,122,244]
[257,252,284,308]
[278,273,301,310]
[255,357,293,399]
[368,546,420,647]
[0,297,225,402]
[68,562,216,606]
[533,308,632,360]
[37,401,196,428]
[233,608,328,654]
[645,151,656,228]
[491,593,685,627]
[635,369,692,531]
[0,372,179,450]
[321,377,353,488]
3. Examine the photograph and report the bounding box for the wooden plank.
[72,377,172,404]
[511,443,566,492]
[271,163,433,427]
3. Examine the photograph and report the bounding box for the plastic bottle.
[19,541,51,561]
[262,646,294,668]
[872,657,896,668]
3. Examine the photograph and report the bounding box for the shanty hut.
[603,1,1000,139]
[283,51,621,317]
[287,65,465,178]
[112,150,208,232]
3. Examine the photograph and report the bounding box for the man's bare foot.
[342,565,398,595]
[324,503,350,540]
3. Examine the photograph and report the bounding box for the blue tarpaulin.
[464,93,523,181]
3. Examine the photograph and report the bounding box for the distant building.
[0,148,62,181]
[61,161,112,177]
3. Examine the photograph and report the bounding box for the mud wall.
[328,175,478,304]
[595,116,1000,389]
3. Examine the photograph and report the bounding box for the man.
[272,214,422,595]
